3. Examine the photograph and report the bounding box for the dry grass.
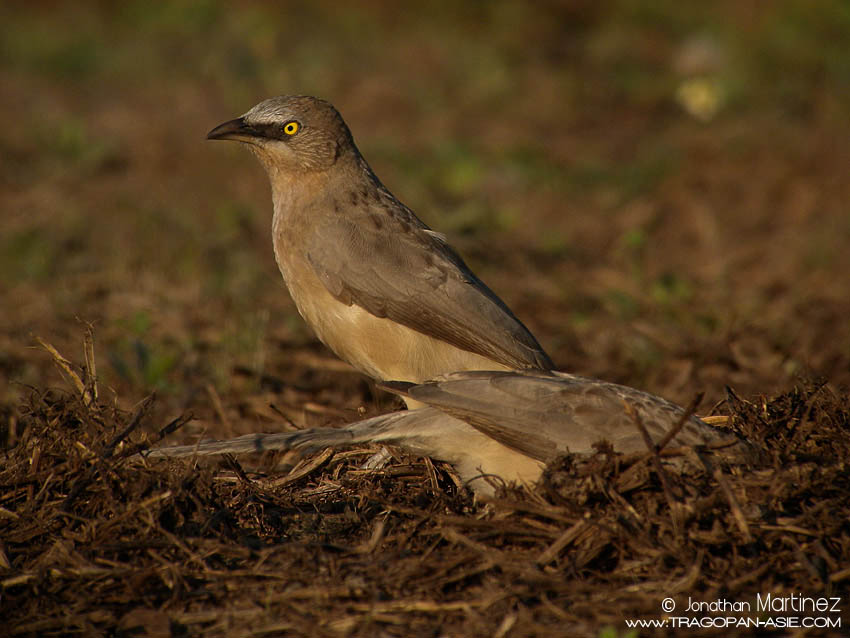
[2,341,848,636]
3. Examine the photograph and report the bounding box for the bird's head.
[207,95,354,172]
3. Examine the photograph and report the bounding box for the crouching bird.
[143,370,742,496]
[207,96,553,407]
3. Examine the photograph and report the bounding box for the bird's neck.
[269,168,329,219]
[269,152,371,224]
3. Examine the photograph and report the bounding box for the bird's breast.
[271,233,509,385]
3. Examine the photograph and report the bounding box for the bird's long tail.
[142,409,444,459]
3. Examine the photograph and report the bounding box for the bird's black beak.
[206,117,259,141]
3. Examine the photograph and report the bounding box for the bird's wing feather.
[304,205,552,371]
[383,370,723,462]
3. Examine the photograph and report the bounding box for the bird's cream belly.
[455,439,545,495]
[284,268,510,384]
[388,412,546,495]
[435,429,545,495]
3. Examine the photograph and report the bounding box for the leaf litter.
[2,339,848,637]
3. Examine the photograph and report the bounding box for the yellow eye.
[283,121,299,135]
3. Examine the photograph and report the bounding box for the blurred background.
[2,1,849,436]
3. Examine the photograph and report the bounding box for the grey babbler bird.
[145,370,741,496]
[207,96,553,406]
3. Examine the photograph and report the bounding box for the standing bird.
[207,96,553,400]
[145,370,743,496]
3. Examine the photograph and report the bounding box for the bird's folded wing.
[382,371,722,462]
[304,210,553,371]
